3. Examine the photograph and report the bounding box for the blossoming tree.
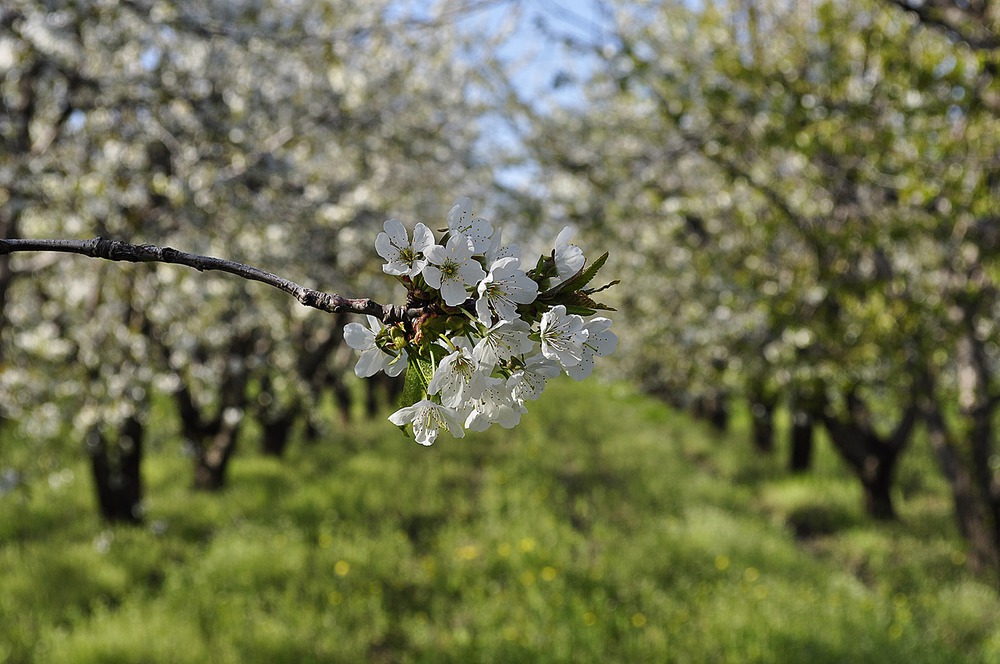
[0,0,548,520]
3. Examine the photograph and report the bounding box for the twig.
[883,0,1000,52]
[0,237,424,324]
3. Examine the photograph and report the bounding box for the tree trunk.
[924,402,1000,576]
[968,403,1000,563]
[789,409,815,473]
[193,427,240,491]
[260,410,297,457]
[364,371,404,418]
[860,455,899,521]
[749,391,777,453]
[824,430,901,520]
[692,392,729,432]
[175,382,247,491]
[86,415,144,524]
[330,374,353,425]
[252,369,301,457]
[0,204,20,368]
[820,393,918,521]
[171,330,256,490]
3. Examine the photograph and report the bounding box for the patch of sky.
[449,0,617,192]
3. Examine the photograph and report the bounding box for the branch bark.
[883,0,1000,52]
[0,237,426,323]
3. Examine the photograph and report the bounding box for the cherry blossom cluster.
[343,197,617,445]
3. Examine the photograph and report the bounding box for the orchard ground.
[2,379,999,663]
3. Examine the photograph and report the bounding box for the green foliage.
[2,382,999,663]
[536,252,618,317]
[399,352,437,413]
[518,0,1000,569]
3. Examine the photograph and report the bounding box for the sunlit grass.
[2,379,999,662]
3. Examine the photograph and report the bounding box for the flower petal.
[343,322,373,351]
[422,265,442,289]
[440,280,470,306]
[411,222,434,252]
[354,348,386,377]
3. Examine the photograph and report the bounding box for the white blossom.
[485,227,520,268]
[423,234,487,306]
[552,226,585,286]
[464,376,526,432]
[511,354,562,403]
[343,315,407,378]
[539,304,589,368]
[388,400,465,446]
[564,317,618,381]
[472,319,534,367]
[447,196,493,253]
[375,219,434,277]
[427,339,490,408]
[475,256,539,325]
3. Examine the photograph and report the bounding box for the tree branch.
[0,237,424,323]
[883,0,1000,52]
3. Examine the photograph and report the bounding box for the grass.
[2,379,999,662]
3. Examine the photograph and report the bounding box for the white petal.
[465,409,492,432]
[383,260,409,276]
[553,226,585,284]
[448,197,473,226]
[424,244,448,264]
[490,256,520,273]
[354,348,386,377]
[422,265,442,289]
[406,258,428,278]
[411,223,434,252]
[413,426,438,446]
[375,232,396,261]
[495,404,522,428]
[385,349,408,377]
[443,412,466,439]
[445,233,475,259]
[388,404,418,426]
[383,218,408,245]
[440,280,470,306]
[457,259,486,286]
[491,297,518,324]
[592,329,618,356]
[475,296,494,326]
[343,322,374,351]
[564,353,596,381]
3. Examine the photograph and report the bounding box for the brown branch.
[0,237,425,324]
[883,0,1000,52]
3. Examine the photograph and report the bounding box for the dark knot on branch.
[92,237,120,260]
[383,305,410,325]
[300,289,333,311]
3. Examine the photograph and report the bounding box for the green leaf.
[542,252,610,297]
[398,353,436,409]
[585,279,620,296]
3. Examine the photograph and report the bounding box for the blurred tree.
[1,0,512,504]
[523,0,1000,570]
[881,0,1000,578]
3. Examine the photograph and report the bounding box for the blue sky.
[448,0,617,191]
[473,0,612,107]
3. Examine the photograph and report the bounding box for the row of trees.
[1,0,518,517]
[4,0,1000,585]
[523,0,1000,577]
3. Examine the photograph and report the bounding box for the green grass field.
[2,380,999,663]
